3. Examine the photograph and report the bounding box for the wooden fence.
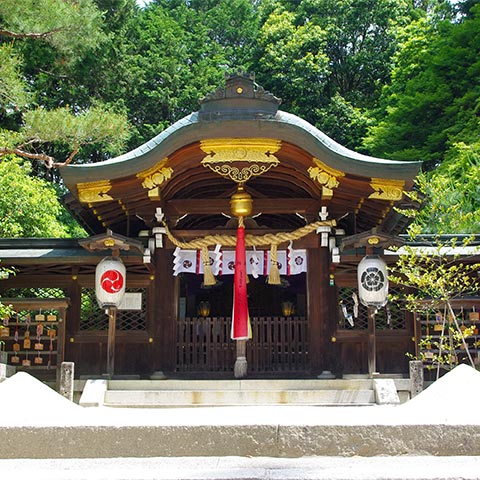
[176,316,309,374]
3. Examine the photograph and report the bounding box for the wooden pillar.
[365,245,377,377]
[64,276,80,364]
[307,247,333,374]
[106,307,117,377]
[367,306,377,376]
[153,248,178,373]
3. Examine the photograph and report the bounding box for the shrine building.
[0,73,424,381]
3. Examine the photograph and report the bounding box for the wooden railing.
[176,316,309,373]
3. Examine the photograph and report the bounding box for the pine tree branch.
[52,145,79,168]
[0,28,64,40]
[0,144,80,169]
[0,146,55,168]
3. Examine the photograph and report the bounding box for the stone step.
[103,388,376,407]
[79,378,409,407]
[107,378,375,391]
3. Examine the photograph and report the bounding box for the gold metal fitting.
[230,185,253,218]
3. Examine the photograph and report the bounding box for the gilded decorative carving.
[77,180,113,203]
[321,186,334,200]
[308,158,345,191]
[369,178,405,201]
[200,138,281,183]
[137,158,173,193]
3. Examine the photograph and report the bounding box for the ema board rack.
[0,298,68,384]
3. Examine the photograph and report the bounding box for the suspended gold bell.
[230,185,253,218]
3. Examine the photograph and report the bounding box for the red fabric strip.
[231,225,251,340]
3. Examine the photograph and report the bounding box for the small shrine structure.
[0,73,423,379]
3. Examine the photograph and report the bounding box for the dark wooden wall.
[1,249,415,378]
[307,247,336,374]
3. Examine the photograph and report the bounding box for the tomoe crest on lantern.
[95,256,126,308]
[357,255,388,308]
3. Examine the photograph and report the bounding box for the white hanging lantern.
[357,255,388,308]
[95,256,126,308]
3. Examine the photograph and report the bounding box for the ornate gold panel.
[308,158,345,192]
[77,180,113,203]
[137,158,173,194]
[369,178,405,201]
[200,138,281,183]
[322,186,334,200]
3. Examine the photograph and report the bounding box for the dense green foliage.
[0,0,479,236]
[254,0,415,148]
[365,3,480,233]
[0,157,84,237]
[0,0,130,170]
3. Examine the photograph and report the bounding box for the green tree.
[0,157,84,237]
[0,0,130,168]
[255,7,330,123]
[364,4,480,168]
[253,0,415,148]
[363,3,480,233]
[119,0,260,146]
[406,144,480,234]
[390,235,480,375]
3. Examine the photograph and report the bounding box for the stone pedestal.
[0,362,15,382]
[409,360,424,398]
[59,361,74,402]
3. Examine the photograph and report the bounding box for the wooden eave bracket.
[341,228,405,251]
[78,229,144,254]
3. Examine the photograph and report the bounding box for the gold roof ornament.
[77,180,113,204]
[136,157,173,195]
[200,138,281,183]
[308,158,345,199]
[369,178,405,201]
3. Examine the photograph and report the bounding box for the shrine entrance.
[176,273,309,375]
[0,72,421,380]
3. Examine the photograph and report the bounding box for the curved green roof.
[61,75,421,188]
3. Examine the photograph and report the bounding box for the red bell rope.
[231,218,251,340]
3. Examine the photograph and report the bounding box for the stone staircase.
[78,376,411,408]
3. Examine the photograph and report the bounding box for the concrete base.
[1,407,480,458]
[1,372,479,460]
